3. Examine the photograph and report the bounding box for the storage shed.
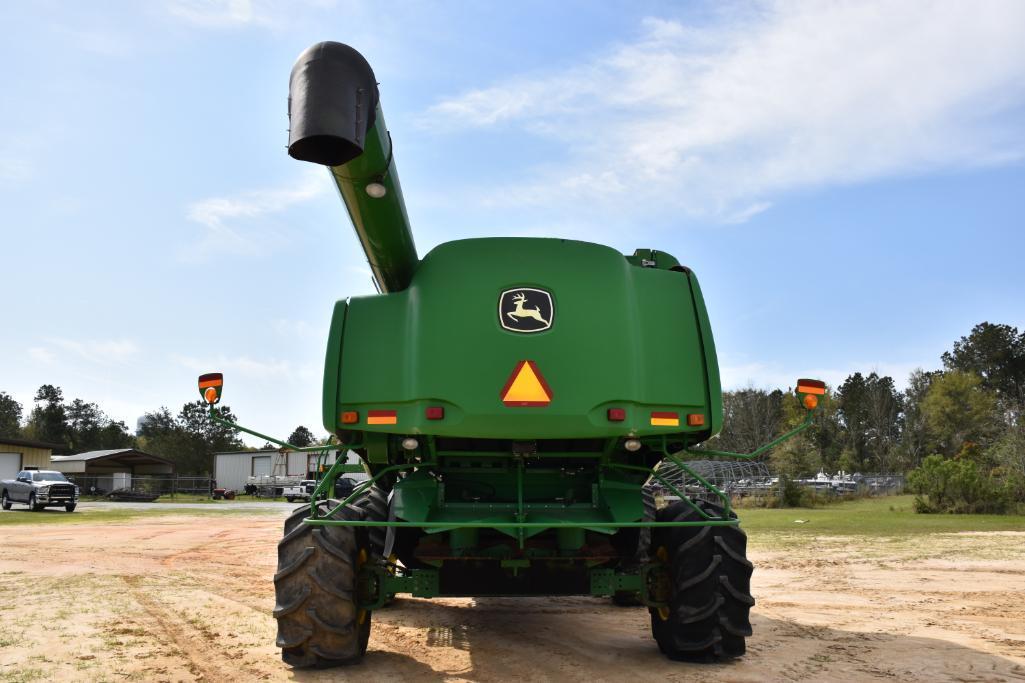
[213,449,357,491]
[0,437,64,481]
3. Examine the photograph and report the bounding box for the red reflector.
[425,406,445,420]
[607,408,626,421]
[687,413,705,426]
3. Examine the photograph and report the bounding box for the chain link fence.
[651,460,905,505]
[67,474,213,499]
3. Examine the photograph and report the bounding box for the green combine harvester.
[200,41,825,668]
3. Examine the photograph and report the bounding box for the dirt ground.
[1,509,1023,682]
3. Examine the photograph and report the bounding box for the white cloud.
[426,2,1025,222]
[720,359,924,393]
[183,170,326,261]
[0,157,31,184]
[166,0,270,27]
[174,353,318,382]
[28,347,56,365]
[31,338,140,366]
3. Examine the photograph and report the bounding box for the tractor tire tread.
[650,500,754,662]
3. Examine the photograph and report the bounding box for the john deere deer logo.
[499,288,554,333]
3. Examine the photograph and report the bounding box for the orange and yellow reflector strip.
[197,373,223,405]
[500,360,552,407]
[367,410,397,425]
[797,378,826,395]
[650,411,679,427]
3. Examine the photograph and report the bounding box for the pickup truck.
[283,479,317,503]
[1,469,79,512]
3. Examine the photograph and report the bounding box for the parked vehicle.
[283,480,317,503]
[2,469,79,512]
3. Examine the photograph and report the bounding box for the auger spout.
[287,41,418,293]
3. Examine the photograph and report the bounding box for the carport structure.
[51,449,175,476]
[51,449,176,495]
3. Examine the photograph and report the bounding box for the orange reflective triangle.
[500,360,552,407]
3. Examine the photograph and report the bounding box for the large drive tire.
[274,499,371,668]
[650,500,754,661]
[65,504,77,512]
[351,484,389,557]
[1,491,10,511]
[29,493,44,512]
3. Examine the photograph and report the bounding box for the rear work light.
[607,408,626,422]
[425,406,445,420]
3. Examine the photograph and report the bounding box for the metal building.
[213,448,365,491]
[0,437,64,480]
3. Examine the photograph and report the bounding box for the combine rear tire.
[650,501,754,661]
[351,484,389,556]
[274,499,370,668]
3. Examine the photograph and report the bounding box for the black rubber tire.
[649,500,754,661]
[29,493,43,512]
[274,499,371,668]
[351,485,389,557]
[611,485,657,607]
[1,491,10,511]
[286,497,295,503]
[65,504,76,512]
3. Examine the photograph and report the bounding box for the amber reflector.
[687,413,705,426]
[341,411,359,424]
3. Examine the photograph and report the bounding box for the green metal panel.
[328,237,716,440]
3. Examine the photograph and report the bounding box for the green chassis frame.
[207,408,815,606]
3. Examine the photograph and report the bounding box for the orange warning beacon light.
[198,373,223,405]
[796,378,825,410]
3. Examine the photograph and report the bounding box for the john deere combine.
[201,41,825,667]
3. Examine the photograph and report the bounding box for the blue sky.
[2,1,1023,445]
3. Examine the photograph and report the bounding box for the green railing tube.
[208,410,336,453]
[682,410,814,460]
[603,463,720,521]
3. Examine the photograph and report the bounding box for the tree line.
[710,322,1025,513]
[3,321,1022,510]
[0,386,324,476]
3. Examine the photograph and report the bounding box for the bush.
[907,454,1018,514]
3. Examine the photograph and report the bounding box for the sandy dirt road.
[0,509,1023,682]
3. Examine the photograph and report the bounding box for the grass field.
[739,494,1025,537]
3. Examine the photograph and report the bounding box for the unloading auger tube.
[288,41,418,293]
[196,39,830,669]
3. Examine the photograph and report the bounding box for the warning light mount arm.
[676,378,825,461]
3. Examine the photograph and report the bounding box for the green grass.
[0,506,278,526]
[738,494,1025,537]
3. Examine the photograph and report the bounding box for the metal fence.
[67,474,213,498]
[651,460,905,504]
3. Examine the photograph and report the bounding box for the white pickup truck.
[2,469,79,512]
[282,479,317,503]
